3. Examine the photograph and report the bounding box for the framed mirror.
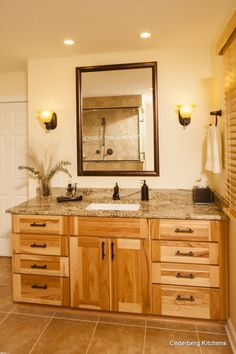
[76,61,159,176]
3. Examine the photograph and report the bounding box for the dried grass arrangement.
[18,148,72,197]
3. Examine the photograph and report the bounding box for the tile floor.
[0,257,233,354]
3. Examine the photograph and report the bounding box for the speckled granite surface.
[6,188,227,220]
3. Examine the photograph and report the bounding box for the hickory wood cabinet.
[12,214,70,306]
[69,217,150,314]
[150,219,228,320]
[10,213,228,320]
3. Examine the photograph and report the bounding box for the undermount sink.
[86,203,140,211]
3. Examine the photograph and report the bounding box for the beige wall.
[27,47,212,195]
[0,71,27,97]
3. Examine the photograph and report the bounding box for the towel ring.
[210,109,222,126]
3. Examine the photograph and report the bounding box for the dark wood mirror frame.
[76,61,159,176]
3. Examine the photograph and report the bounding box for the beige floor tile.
[0,256,11,266]
[196,322,226,334]
[198,332,233,353]
[147,317,196,331]
[13,303,55,317]
[0,312,8,323]
[0,284,15,312]
[99,312,146,327]
[54,308,99,322]
[0,272,12,285]
[88,323,145,354]
[0,313,49,354]
[145,328,200,353]
[31,318,96,354]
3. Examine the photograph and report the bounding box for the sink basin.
[86,203,140,211]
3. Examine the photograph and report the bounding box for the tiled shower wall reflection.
[82,96,143,168]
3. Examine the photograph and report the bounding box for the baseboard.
[0,239,11,256]
[226,318,236,353]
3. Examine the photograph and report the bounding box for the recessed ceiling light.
[64,39,75,45]
[140,32,151,39]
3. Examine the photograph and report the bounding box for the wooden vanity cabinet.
[150,219,228,320]
[11,215,70,306]
[70,217,150,314]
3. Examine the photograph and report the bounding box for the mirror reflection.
[76,62,159,176]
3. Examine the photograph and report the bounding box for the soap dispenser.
[141,180,149,201]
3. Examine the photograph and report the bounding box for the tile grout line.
[142,319,147,354]
[28,311,55,354]
[196,328,203,354]
[0,304,18,325]
[85,314,100,354]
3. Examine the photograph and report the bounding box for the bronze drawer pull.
[102,241,105,260]
[176,295,195,302]
[31,284,48,289]
[31,264,47,269]
[175,228,193,233]
[30,243,47,248]
[111,242,115,260]
[175,250,193,256]
[30,222,46,227]
[176,272,195,279]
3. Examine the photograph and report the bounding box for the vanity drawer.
[152,241,219,265]
[12,215,69,235]
[152,284,221,319]
[13,254,69,277]
[150,219,219,242]
[12,234,69,256]
[152,262,219,288]
[13,274,69,306]
[70,217,148,239]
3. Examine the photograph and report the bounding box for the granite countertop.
[5,188,227,220]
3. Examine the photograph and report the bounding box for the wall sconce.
[176,104,195,127]
[39,110,57,130]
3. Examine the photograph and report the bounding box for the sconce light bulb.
[39,110,57,130]
[39,110,53,123]
[179,105,193,118]
[177,104,195,127]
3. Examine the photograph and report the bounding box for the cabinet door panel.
[152,240,219,265]
[112,239,150,314]
[13,254,69,277]
[12,234,68,256]
[12,215,68,235]
[152,284,221,320]
[13,274,69,306]
[70,237,110,310]
[70,217,148,238]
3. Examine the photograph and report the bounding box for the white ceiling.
[0,0,235,73]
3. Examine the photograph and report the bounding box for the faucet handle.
[113,183,120,200]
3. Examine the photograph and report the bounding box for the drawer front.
[150,219,219,242]
[13,254,69,277]
[12,215,69,235]
[152,284,221,319]
[13,274,69,306]
[152,241,219,265]
[12,234,69,256]
[152,263,219,288]
[70,216,148,239]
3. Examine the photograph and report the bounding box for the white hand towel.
[205,125,222,173]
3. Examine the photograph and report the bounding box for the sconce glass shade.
[39,110,57,130]
[177,104,195,127]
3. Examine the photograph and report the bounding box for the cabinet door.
[112,239,150,314]
[70,237,110,310]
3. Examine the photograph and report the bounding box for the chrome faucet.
[112,183,120,200]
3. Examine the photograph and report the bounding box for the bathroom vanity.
[7,189,228,320]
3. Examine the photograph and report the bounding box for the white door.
[0,98,28,256]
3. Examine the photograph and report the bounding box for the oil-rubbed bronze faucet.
[112,182,120,200]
